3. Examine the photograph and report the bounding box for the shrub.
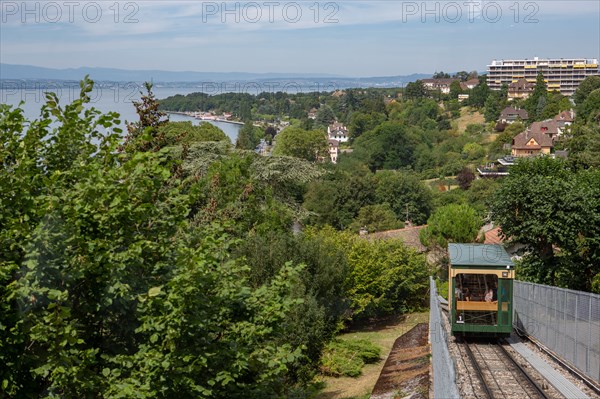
[320,339,381,377]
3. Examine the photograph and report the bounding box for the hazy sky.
[1,1,599,76]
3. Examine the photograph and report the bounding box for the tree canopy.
[491,158,600,292]
[0,78,440,397]
[420,204,482,249]
[273,127,328,162]
[573,75,600,106]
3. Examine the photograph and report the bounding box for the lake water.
[0,87,241,142]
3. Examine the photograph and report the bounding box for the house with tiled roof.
[460,78,480,91]
[499,107,529,124]
[508,78,535,100]
[422,78,457,94]
[553,110,575,128]
[363,225,427,253]
[531,120,564,140]
[483,227,504,245]
[480,225,526,257]
[327,122,349,142]
[511,126,554,157]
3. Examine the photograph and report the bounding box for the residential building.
[307,107,318,119]
[423,77,478,95]
[499,107,529,124]
[511,127,554,157]
[507,78,535,100]
[327,122,349,142]
[531,120,564,140]
[328,139,340,163]
[422,78,456,94]
[553,110,575,128]
[487,57,599,96]
[460,78,480,91]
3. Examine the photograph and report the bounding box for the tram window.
[455,274,498,302]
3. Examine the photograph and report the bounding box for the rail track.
[457,339,552,399]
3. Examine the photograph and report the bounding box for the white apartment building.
[487,57,599,96]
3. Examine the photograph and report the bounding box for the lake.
[0,87,242,142]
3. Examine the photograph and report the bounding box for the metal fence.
[513,281,600,385]
[429,277,460,398]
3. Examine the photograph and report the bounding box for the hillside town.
[2,55,600,399]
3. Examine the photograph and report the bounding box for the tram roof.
[448,243,514,268]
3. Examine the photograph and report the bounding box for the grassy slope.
[315,312,429,399]
[455,107,485,134]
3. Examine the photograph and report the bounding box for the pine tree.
[525,72,548,120]
[124,82,169,152]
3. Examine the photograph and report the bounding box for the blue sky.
[1,0,599,76]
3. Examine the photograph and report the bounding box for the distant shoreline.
[166,111,244,125]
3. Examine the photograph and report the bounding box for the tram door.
[497,278,512,327]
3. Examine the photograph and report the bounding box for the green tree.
[568,124,600,169]
[573,75,600,105]
[577,88,600,124]
[349,204,404,233]
[453,71,469,81]
[449,80,463,99]
[0,77,314,397]
[236,120,262,150]
[273,127,328,162]
[466,178,499,213]
[447,99,462,119]
[124,82,168,152]
[374,171,433,225]
[491,158,600,291]
[304,172,376,230]
[484,91,503,122]
[346,238,429,320]
[420,204,482,248]
[525,72,548,120]
[315,104,337,127]
[467,71,479,80]
[539,92,571,120]
[348,111,386,141]
[462,142,485,160]
[433,71,451,79]
[264,125,277,144]
[159,121,229,146]
[404,80,428,100]
[466,78,490,108]
[490,121,525,156]
[352,121,420,171]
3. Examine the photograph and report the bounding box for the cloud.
[1,0,597,74]
[2,0,596,37]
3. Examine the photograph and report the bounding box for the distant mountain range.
[0,63,432,88]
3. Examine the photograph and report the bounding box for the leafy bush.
[320,339,381,377]
[346,239,429,321]
[0,78,312,398]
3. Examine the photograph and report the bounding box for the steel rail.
[496,341,551,399]
[461,340,494,399]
